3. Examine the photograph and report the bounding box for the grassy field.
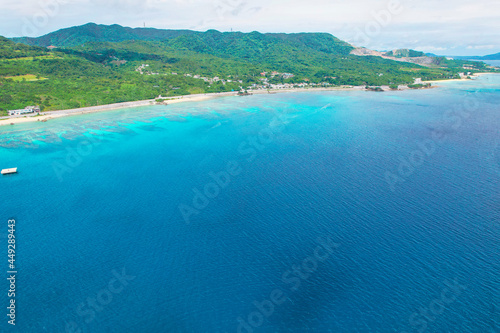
[4,74,48,81]
[2,55,61,61]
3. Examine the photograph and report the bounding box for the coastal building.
[8,106,40,116]
[414,78,423,84]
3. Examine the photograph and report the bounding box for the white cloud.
[467,45,496,50]
[416,46,447,52]
[0,0,498,56]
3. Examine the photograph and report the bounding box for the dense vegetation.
[0,24,495,116]
[12,23,197,48]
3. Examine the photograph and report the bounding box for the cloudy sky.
[1,0,499,56]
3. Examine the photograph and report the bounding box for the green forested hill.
[12,23,354,55]
[11,23,196,47]
[0,36,52,59]
[0,24,493,116]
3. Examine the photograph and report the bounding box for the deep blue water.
[0,75,499,332]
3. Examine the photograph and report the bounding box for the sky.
[1,0,499,56]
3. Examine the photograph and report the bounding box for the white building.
[8,106,40,116]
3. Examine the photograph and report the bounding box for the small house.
[8,105,40,116]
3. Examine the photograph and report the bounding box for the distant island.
[1,23,498,117]
[451,52,500,61]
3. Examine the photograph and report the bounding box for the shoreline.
[0,87,365,126]
[1,74,497,127]
[422,72,491,84]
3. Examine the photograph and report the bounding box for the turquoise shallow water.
[0,75,499,332]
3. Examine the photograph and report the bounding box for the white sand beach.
[0,87,366,127]
[0,74,496,127]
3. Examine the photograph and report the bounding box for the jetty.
[1,168,17,175]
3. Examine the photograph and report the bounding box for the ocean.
[467,59,500,68]
[483,60,500,68]
[0,75,499,332]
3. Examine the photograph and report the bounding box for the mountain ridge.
[450,52,500,61]
[12,23,197,47]
[11,23,354,56]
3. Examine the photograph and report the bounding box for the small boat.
[1,168,17,175]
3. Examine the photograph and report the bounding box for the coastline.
[422,72,491,84]
[0,86,365,127]
[0,74,496,127]
[0,93,223,126]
